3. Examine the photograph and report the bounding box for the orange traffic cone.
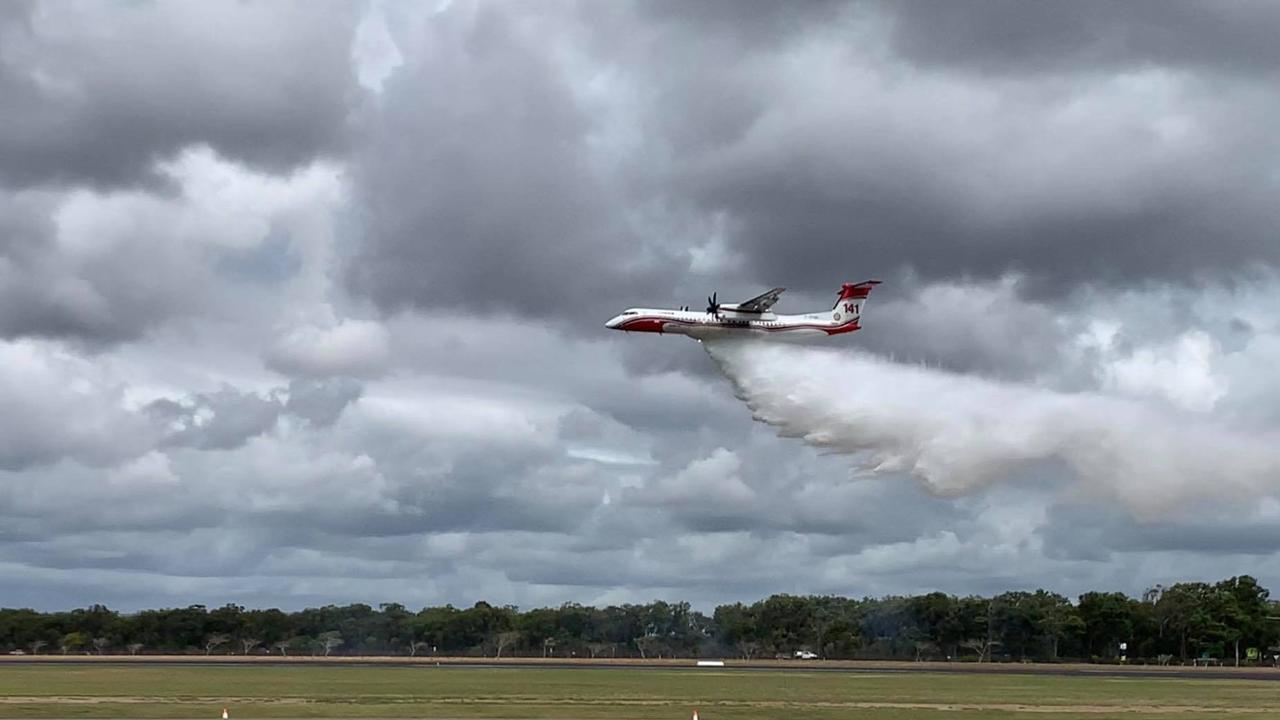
[692,709,699,720]
[222,709,228,719]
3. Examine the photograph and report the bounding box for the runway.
[4,655,1279,682]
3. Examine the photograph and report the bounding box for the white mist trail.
[704,340,1280,517]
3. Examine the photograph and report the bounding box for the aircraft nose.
[605,315,623,330]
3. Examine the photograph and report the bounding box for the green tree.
[1027,590,1082,661]
[1079,592,1137,659]
[1212,576,1270,665]
[60,631,88,654]
[911,592,961,658]
[1155,583,1217,660]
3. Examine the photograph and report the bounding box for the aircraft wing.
[736,287,785,313]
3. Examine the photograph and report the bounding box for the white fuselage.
[607,282,879,341]
[605,307,862,340]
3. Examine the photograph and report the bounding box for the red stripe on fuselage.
[615,316,859,335]
[615,317,668,332]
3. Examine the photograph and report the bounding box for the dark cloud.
[637,0,849,46]
[346,3,684,327]
[657,77,1280,299]
[343,0,1280,329]
[886,0,1280,75]
[147,380,364,451]
[0,1,360,190]
[0,191,205,344]
[285,378,364,428]
[611,2,1280,302]
[1041,500,1280,561]
[149,387,283,451]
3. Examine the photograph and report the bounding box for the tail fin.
[833,280,881,321]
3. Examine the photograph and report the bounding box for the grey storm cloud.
[339,0,1280,327]
[9,0,1280,613]
[0,0,361,190]
[345,3,689,326]
[0,190,206,344]
[886,0,1280,75]
[1038,500,1280,562]
[148,379,363,450]
[0,0,355,345]
[148,388,285,451]
[639,1,1280,297]
[286,378,364,428]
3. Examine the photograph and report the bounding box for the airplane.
[606,281,881,340]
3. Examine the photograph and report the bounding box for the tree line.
[3,576,1277,664]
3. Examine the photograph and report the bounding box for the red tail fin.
[837,280,881,301]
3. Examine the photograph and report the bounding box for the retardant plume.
[703,339,1280,517]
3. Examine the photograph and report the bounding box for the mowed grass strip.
[1,665,1278,719]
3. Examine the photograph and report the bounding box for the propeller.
[705,292,720,316]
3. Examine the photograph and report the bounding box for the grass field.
[1,664,1277,720]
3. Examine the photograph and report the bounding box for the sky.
[4,0,1280,612]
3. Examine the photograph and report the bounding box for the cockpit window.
[622,311,639,315]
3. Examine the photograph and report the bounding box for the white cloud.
[267,318,391,378]
[0,339,155,470]
[1098,329,1228,412]
[108,452,178,487]
[634,448,756,508]
[2,147,345,344]
[352,1,404,93]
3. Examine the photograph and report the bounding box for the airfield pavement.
[3,654,1280,681]
[3,658,1280,719]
